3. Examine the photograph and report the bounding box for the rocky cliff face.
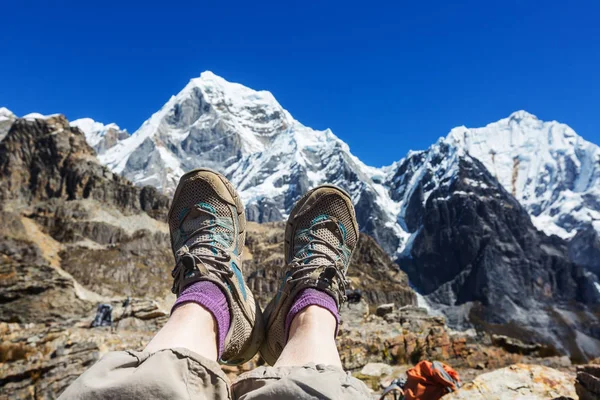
[0,116,168,217]
[446,111,600,240]
[70,118,129,155]
[0,115,173,322]
[396,146,600,361]
[569,227,600,278]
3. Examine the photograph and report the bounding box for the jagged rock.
[346,234,416,308]
[399,153,600,361]
[576,364,600,400]
[491,334,544,356]
[0,212,93,323]
[443,364,577,400]
[0,116,169,219]
[376,303,395,317]
[569,227,600,278]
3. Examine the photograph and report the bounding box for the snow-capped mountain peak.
[99,72,298,186]
[0,107,16,142]
[90,72,406,255]
[192,71,282,117]
[446,111,600,238]
[507,109,538,121]
[0,107,15,121]
[67,72,600,254]
[71,118,124,147]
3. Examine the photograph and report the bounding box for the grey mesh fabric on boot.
[168,168,264,365]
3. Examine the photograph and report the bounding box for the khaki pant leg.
[59,348,232,400]
[232,363,371,400]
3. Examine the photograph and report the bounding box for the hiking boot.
[168,168,263,365]
[260,185,359,365]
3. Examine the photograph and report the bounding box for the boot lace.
[171,207,234,293]
[287,219,352,300]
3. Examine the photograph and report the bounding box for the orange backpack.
[403,361,461,400]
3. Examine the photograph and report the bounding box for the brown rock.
[376,303,395,317]
[576,364,600,400]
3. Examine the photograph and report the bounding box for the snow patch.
[71,118,123,147]
[22,112,61,120]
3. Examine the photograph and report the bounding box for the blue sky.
[2,0,599,167]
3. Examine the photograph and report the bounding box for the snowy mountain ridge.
[446,110,600,238]
[2,72,599,256]
[71,118,123,147]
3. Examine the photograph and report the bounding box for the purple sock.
[285,288,340,340]
[171,281,231,358]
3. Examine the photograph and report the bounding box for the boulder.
[443,364,576,400]
[360,362,393,377]
[576,364,600,400]
[491,334,543,355]
[376,303,395,317]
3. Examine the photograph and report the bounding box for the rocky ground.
[1,115,599,399]
[0,213,590,399]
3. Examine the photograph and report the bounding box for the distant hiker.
[113,296,132,331]
[61,169,371,399]
[91,304,113,328]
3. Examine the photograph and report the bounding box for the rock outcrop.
[0,115,168,218]
[443,364,576,400]
[397,150,600,361]
[569,227,600,278]
[576,364,600,400]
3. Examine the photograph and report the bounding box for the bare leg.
[274,305,342,368]
[144,303,218,361]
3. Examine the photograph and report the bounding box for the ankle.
[171,281,231,358]
[171,302,215,322]
[289,305,337,337]
[285,288,340,342]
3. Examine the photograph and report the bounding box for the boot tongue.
[181,202,219,258]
